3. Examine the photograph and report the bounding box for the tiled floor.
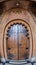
[0,63,36,65]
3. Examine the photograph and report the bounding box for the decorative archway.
[3,19,32,60]
[0,7,35,59]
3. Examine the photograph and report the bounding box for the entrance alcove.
[0,8,35,60]
[3,19,33,60]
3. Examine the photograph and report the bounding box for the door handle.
[19,44,22,46]
[26,47,29,49]
[8,48,11,50]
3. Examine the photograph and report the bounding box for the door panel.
[19,33,27,60]
[6,24,29,60]
[7,35,18,60]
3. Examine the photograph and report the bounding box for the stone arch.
[0,8,35,58]
[3,19,32,59]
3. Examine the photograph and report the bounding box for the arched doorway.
[4,19,32,60]
[6,24,29,60]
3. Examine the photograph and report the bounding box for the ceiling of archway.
[0,0,36,2]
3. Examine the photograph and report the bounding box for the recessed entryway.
[3,19,32,60]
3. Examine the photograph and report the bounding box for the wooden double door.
[6,24,29,60]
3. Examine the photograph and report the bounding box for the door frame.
[3,19,33,59]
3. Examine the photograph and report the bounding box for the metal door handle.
[8,48,11,50]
